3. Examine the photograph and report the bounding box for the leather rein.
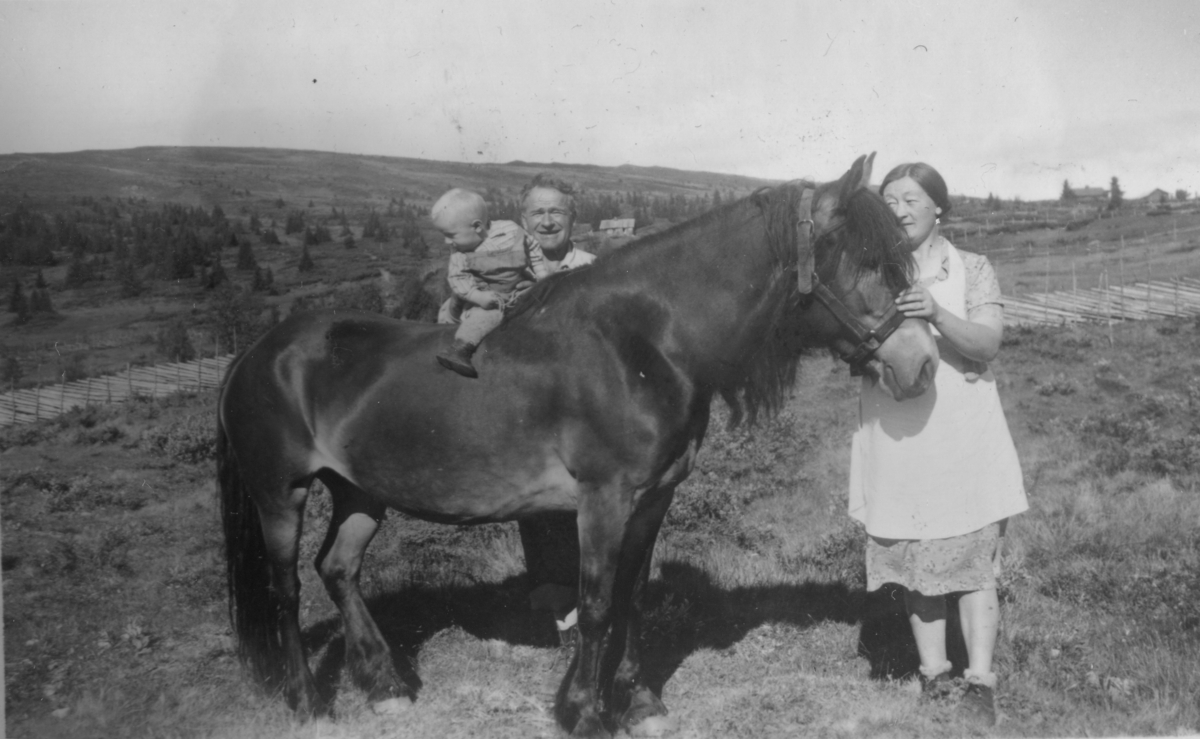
[794,187,909,371]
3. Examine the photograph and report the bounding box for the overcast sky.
[1,0,1198,200]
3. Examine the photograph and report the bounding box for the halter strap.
[810,278,908,367]
[797,187,816,295]
[793,184,905,370]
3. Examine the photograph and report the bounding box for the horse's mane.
[816,186,914,292]
[502,181,910,429]
[713,181,912,427]
[505,183,809,323]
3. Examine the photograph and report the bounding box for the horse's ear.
[860,152,876,190]
[840,152,875,199]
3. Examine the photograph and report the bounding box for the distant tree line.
[0,194,430,293]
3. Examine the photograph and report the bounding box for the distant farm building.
[598,218,635,237]
[1071,186,1108,203]
[1138,188,1172,204]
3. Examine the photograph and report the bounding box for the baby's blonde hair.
[431,188,488,226]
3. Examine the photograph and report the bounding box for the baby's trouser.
[437,296,463,325]
[455,306,504,346]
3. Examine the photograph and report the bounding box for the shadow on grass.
[300,561,960,705]
[856,583,968,682]
[304,571,554,702]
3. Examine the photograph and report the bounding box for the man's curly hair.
[520,173,578,217]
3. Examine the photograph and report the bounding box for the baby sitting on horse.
[433,187,550,378]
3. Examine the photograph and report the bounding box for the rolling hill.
[0,146,778,213]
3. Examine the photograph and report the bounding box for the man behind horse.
[513,174,595,639]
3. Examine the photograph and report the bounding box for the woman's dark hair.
[879,162,951,218]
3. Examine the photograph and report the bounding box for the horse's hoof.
[370,696,414,715]
[624,713,677,737]
[570,713,612,739]
[288,687,326,720]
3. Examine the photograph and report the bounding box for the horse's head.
[804,153,939,400]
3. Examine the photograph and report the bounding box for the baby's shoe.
[437,341,479,378]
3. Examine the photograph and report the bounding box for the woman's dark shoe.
[919,672,959,702]
[960,681,997,726]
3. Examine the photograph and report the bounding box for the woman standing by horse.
[849,162,1027,726]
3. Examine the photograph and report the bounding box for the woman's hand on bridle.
[895,286,940,324]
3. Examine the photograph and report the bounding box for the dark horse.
[218,154,938,737]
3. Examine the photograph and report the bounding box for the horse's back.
[220,311,448,448]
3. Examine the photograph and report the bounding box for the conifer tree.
[252,266,275,293]
[1,356,22,385]
[117,259,144,298]
[7,279,30,324]
[1109,176,1124,210]
[30,288,53,313]
[236,240,258,270]
[298,244,315,272]
[206,258,228,289]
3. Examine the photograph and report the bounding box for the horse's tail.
[218,417,286,688]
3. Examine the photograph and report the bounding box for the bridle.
[794,187,909,372]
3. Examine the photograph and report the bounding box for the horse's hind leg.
[258,486,325,716]
[315,475,411,707]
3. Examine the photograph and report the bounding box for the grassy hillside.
[4,319,1200,737]
[5,146,1198,395]
[0,147,778,390]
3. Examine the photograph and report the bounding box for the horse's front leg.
[557,480,630,739]
[612,486,676,736]
[315,478,411,709]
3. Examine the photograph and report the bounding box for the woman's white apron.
[848,242,1028,540]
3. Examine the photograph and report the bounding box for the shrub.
[1036,373,1079,396]
[73,423,125,446]
[142,412,216,464]
[62,352,88,382]
[117,259,145,297]
[211,284,271,352]
[284,210,305,235]
[236,239,258,271]
[63,254,97,287]
[331,283,384,314]
[96,528,134,573]
[157,319,196,362]
[46,474,91,513]
[2,355,23,385]
[251,266,274,293]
